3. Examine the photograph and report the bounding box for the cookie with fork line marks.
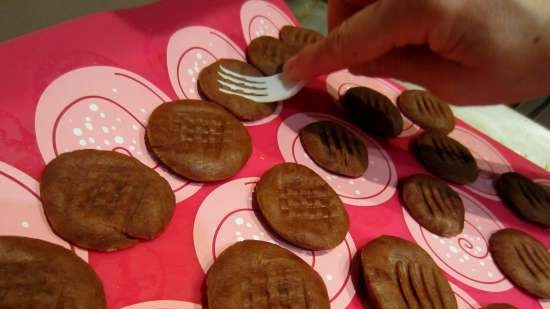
[397,90,455,134]
[413,131,479,184]
[400,174,465,237]
[146,100,252,182]
[206,240,330,309]
[279,25,324,50]
[495,172,550,228]
[299,121,368,178]
[489,228,550,298]
[361,235,458,309]
[198,59,277,121]
[247,36,298,76]
[256,163,349,250]
[40,149,175,251]
[481,304,519,309]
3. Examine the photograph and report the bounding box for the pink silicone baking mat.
[0,0,549,308]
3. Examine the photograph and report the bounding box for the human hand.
[283,0,550,104]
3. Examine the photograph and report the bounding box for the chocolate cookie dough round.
[413,131,479,184]
[147,100,252,181]
[247,36,298,75]
[0,236,106,309]
[299,120,368,177]
[401,174,465,237]
[198,59,277,121]
[256,163,349,250]
[341,87,403,139]
[397,90,455,134]
[361,235,457,309]
[490,229,550,298]
[279,25,324,50]
[495,172,550,228]
[207,240,330,309]
[40,149,175,251]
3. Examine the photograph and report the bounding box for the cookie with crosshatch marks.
[299,120,368,177]
[147,100,251,181]
[0,236,106,309]
[490,229,550,298]
[198,59,277,121]
[482,304,519,309]
[279,25,324,50]
[412,131,479,184]
[495,172,550,228]
[397,90,455,134]
[400,174,465,237]
[40,149,175,251]
[247,36,298,76]
[207,240,330,309]
[341,86,403,139]
[256,163,349,250]
[361,235,458,309]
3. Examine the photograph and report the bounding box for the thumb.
[283,0,439,81]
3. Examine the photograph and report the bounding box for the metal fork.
[217,66,306,103]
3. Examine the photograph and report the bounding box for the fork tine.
[219,88,274,102]
[217,80,268,95]
[217,70,267,91]
[219,66,268,84]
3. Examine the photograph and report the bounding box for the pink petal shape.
[240,0,295,44]
[402,187,513,292]
[167,26,245,100]
[450,283,480,309]
[119,300,201,309]
[277,112,397,206]
[326,69,418,137]
[193,177,356,309]
[449,127,513,200]
[35,66,201,203]
[0,160,87,261]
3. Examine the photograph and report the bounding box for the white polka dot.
[235,218,244,225]
[114,136,124,144]
[475,246,482,252]
[373,177,379,181]
[260,19,265,25]
[73,128,83,136]
[187,69,194,76]
[369,160,375,165]
[104,140,110,145]
[459,258,464,263]
[100,112,106,118]
[102,126,110,133]
[85,123,93,131]
[89,104,98,112]
[255,31,260,36]
[111,126,116,131]
[449,246,458,253]
[487,272,494,278]
[129,145,135,151]
[252,235,260,240]
[439,239,446,244]
[208,42,213,47]
[140,108,146,113]
[132,125,138,131]
[132,140,137,144]
[326,274,333,281]
[476,237,481,241]
[196,52,203,59]
[189,88,195,94]
[88,137,95,144]
[354,190,361,195]
[235,231,241,236]
[360,178,366,182]
[194,66,199,73]
[112,88,118,93]
[326,175,333,180]
[246,223,252,228]
[96,146,102,149]
[79,139,87,146]
[479,261,485,266]
[472,268,477,272]
[202,60,207,65]
[85,117,91,121]
[445,253,451,258]
[463,254,470,261]
[237,237,244,241]
[116,118,121,122]
[477,226,483,230]
[348,180,355,185]
[337,185,342,189]
[137,152,142,155]
[21,221,29,228]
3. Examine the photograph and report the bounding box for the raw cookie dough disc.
[341,87,403,139]
[397,90,455,134]
[256,163,349,250]
[489,228,550,298]
[300,120,368,177]
[40,149,175,251]
[198,59,277,121]
[413,131,479,184]
[400,174,465,237]
[147,100,252,181]
[495,172,550,228]
[361,235,457,309]
[0,236,106,309]
[206,240,330,309]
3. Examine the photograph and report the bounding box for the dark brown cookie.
[361,235,457,309]
[482,304,519,309]
[400,174,465,237]
[489,229,550,298]
[412,131,479,184]
[198,58,277,121]
[256,163,349,250]
[0,236,106,309]
[279,25,324,50]
[397,90,455,134]
[299,121,368,177]
[207,240,329,309]
[147,100,252,181]
[40,149,175,251]
[341,87,403,139]
[495,172,550,228]
[247,36,298,75]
